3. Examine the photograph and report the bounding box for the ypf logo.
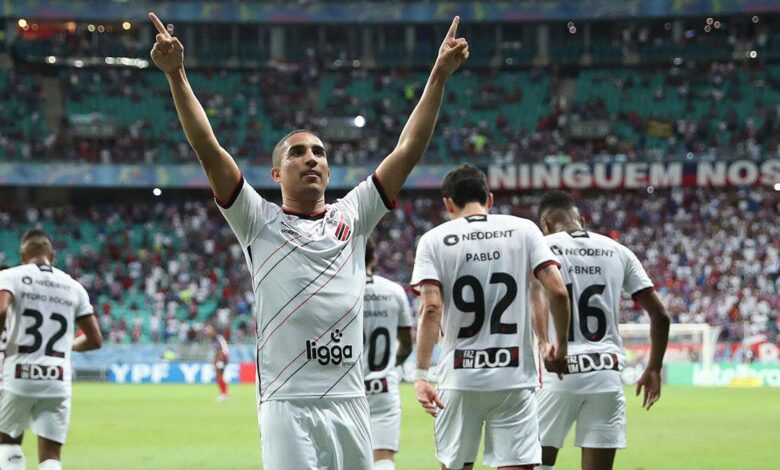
[22,276,32,285]
[306,329,353,366]
[443,235,459,246]
[550,245,563,256]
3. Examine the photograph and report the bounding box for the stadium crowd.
[0,187,777,345]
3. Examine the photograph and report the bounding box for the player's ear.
[270,166,281,183]
[443,197,455,215]
[486,192,494,210]
[540,216,550,235]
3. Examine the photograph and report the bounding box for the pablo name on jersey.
[305,329,355,366]
[566,353,620,374]
[15,364,64,381]
[453,347,520,369]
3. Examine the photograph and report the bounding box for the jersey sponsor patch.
[364,377,389,394]
[453,346,519,369]
[15,364,64,381]
[565,352,620,374]
[305,329,355,366]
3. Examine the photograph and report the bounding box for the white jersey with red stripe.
[213,334,230,362]
[411,213,559,391]
[541,230,654,394]
[362,274,413,395]
[218,174,393,402]
[0,263,93,398]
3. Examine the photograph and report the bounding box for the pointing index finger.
[149,12,169,37]
[446,16,460,39]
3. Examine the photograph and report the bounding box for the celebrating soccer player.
[148,11,468,469]
[0,230,103,470]
[531,190,670,470]
[411,165,570,470]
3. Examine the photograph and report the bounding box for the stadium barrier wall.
[2,159,779,190]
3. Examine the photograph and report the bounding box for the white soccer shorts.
[367,390,401,452]
[259,396,372,469]
[536,389,627,449]
[0,391,71,444]
[434,388,541,469]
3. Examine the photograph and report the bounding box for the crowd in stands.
[0,187,777,346]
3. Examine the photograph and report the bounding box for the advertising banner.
[107,362,257,384]
[489,159,780,190]
[665,362,780,388]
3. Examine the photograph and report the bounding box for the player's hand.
[636,368,662,410]
[415,379,445,417]
[433,16,469,77]
[543,343,568,380]
[149,12,184,74]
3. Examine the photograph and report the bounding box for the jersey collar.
[281,206,327,220]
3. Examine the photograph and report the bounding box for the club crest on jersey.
[453,347,519,369]
[566,353,620,374]
[326,210,352,242]
[15,364,64,381]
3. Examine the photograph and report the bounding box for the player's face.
[274,132,330,200]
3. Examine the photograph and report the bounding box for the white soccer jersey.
[541,230,654,394]
[362,274,413,395]
[218,174,394,402]
[213,334,229,360]
[411,213,559,391]
[0,264,93,398]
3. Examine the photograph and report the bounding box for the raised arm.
[148,12,241,202]
[633,288,670,410]
[414,284,445,417]
[375,17,469,199]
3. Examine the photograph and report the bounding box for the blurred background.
[0,0,778,389]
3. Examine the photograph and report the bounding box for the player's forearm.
[530,281,550,347]
[393,67,448,168]
[166,68,223,158]
[647,308,670,372]
[415,305,441,370]
[547,291,570,354]
[73,334,102,352]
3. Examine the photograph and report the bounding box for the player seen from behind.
[205,324,230,401]
[0,230,102,470]
[531,190,670,470]
[148,10,468,469]
[411,165,571,470]
[362,238,413,470]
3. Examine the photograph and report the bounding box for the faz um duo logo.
[16,364,64,381]
[566,353,620,374]
[454,347,519,369]
[306,329,354,365]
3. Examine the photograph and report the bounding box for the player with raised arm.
[531,190,670,470]
[205,324,230,401]
[0,230,102,470]
[411,165,570,470]
[362,238,413,470]
[148,11,467,469]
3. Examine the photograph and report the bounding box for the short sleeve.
[410,234,441,294]
[216,176,277,247]
[0,270,15,296]
[527,224,560,278]
[622,247,654,297]
[75,283,94,319]
[336,173,395,236]
[396,285,413,328]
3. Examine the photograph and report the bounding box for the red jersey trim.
[215,175,245,209]
[533,260,561,279]
[371,172,398,210]
[410,279,442,296]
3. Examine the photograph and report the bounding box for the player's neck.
[25,256,51,266]
[452,202,488,220]
[556,221,583,233]
[281,194,326,216]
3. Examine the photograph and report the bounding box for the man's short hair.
[21,229,51,245]
[538,190,577,219]
[365,237,375,267]
[271,129,317,168]
[441,164,489,208]
[20,228,54,259]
